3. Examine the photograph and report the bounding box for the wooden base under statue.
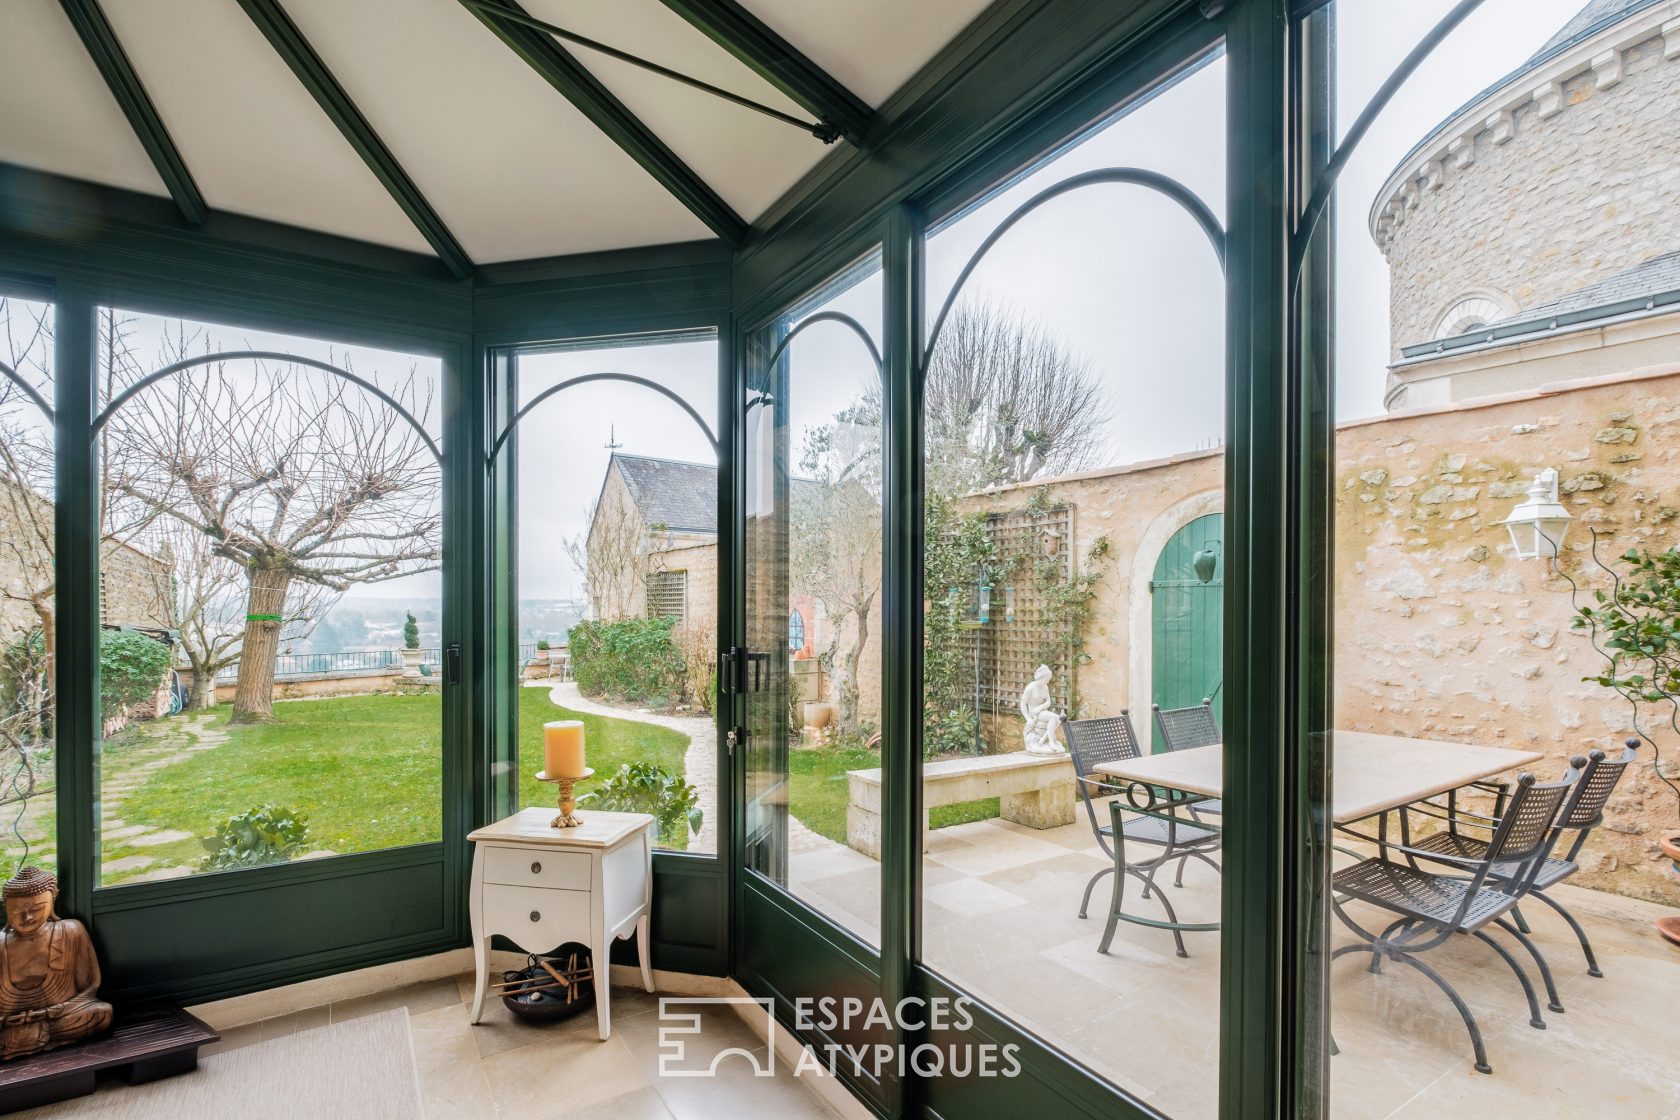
[0,1005,219,1114]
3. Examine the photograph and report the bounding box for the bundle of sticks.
[493,954,593,1002]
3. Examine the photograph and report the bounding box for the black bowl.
[500,945,596,1022]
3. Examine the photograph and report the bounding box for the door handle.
[446,643,462,685]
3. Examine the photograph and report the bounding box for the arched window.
[787,608,805,652]
[1433,292,1516,339]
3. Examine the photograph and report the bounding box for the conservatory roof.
[0,0,992,274]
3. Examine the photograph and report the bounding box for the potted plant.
[400,611,423,678]
[535,639,550,662]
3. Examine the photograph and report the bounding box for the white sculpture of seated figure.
[1019,664,1067,755]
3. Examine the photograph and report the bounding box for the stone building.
[1375,0,1680,409]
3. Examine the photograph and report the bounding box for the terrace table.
[1088,732,1544,948]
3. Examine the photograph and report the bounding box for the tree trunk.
[188,658,219,711]
[231,566,291,723]
[31,592,56,740]
[838,606,868,731]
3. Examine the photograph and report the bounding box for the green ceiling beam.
[234,0,474,281]
[461,0,748,246]
[658,0,875,145]
[57,0,207,226]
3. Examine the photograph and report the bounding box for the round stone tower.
[1373,0,1680,409]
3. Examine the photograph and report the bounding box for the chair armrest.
[1332,824,1489,869]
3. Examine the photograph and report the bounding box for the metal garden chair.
[1331,763,1580,1074]
[1152,699,1223,817]
[1405,739,1639,978]
[1064,712,1221,957]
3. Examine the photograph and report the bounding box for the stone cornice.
[1368,0,1680,251]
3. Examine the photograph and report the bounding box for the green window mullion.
[1219,2,1298,1119]
[52,286,101,923]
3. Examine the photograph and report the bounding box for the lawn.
[98,686,692,884]
[788,745,998,845]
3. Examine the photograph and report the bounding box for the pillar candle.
[543,720,586,778]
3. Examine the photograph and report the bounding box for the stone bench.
[845,752,1077,859]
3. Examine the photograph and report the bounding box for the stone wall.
[919,364,1680,905]
[1378,26,1680,352]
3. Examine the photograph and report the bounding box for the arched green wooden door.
[1150,512,1223,751]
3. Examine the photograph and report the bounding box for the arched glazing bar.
[0,359,53,419]
[749,310,883,420]
[490,372,719,464]
[1290,0,1488,281]
[924,166,1228,364]
[92,350,442,463]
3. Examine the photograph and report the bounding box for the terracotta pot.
[1660,831,1680,865]
[803,702,835,730]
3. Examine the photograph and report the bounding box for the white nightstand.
[467,808,655,1040]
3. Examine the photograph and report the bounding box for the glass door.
[736,250,888,1102]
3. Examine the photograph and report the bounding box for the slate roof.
[1499,249,1680,322]
[1528,0,1653,63]
[611,453,719,534]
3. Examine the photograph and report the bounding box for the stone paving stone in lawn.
[102,854,156,873]
[128,828,194,847]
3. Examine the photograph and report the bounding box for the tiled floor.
[204,974,843,1120]
[790,814,1680,1120]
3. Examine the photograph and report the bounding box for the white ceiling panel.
[741,0,996,108]
[0,0,167,197]
[100,0,432,253]
[523,0,830,221]
[283,0,713,261]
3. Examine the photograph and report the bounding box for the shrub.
[579,762,701,848]
[569,617,685,707]
[200,804,311,871]
[403,612,420,650]
[100,629,171,720]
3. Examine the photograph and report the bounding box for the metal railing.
[213,647,442,683]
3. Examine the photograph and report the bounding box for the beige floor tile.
[482,1033,651,1119]
[331,977,462,1024]
[412,1016,497,1120]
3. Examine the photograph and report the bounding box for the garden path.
[534,681,836,856]
[100,710,231,882]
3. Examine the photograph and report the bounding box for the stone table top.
[467,807,654,849]
[1093,731,1545,823]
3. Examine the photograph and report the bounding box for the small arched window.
[1433,292,1516,339]
[788,609,806,652]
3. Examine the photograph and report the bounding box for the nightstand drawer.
[483,845,590,891]
[483,885,589,953]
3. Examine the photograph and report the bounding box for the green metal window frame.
[0,0,1345,1114]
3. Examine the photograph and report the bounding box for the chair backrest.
[1064,713,1144,781]
[1484,763,1579,868]
[1153,700,1220,752]
[1558,739,1638,830]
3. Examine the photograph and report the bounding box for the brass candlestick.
[536,768,593,828]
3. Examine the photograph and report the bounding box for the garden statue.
[0,867,113,1060]
[1019,665,1067,755]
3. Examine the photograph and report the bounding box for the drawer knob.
[531,861,542,874]
[529,910,541,923]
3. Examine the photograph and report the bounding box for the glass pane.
[94,308,443,886]
[512,335,719,854]
[0,295,55,880]
[919,54,1227,1115]
[1313,2,1680,1116]
[743,254,885,944]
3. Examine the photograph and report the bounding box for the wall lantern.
[1192,540,1222,584]
[1500,468,1572,560]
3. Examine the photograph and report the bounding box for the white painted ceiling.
[0,0,995,266]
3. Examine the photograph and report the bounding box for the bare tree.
[790,418,882,732]
[149,520,334,711]
[913,299,1108,494]
[105,350,440,723]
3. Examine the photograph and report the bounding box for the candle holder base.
[536,768,594,829]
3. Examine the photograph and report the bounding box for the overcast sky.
[0,0,1595,609]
